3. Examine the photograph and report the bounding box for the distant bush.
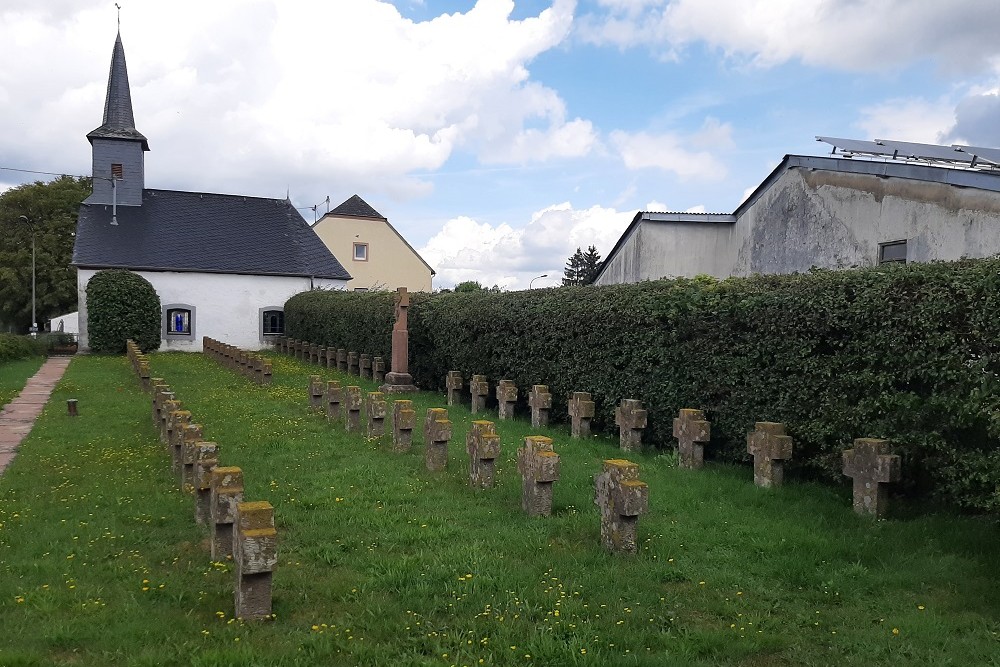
[0,333,46,363]
[86,269,161,353]
[286,260,1000,512]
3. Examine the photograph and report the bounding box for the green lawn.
[0,352,997,666]
[0,356,46,409]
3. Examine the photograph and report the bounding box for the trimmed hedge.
[285,260,1000,512]
[0,333,47,363]
[284,289,395,356]
[86,269,161,354]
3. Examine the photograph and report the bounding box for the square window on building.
[262,309,284,335]
[353,242,368,261]
[879,240,907,264]
[167,308,191,335]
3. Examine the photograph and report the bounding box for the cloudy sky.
[3,1,1000,288]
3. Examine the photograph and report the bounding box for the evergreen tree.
[562,247,584,285]
[580,245,602,284]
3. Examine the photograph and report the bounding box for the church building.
[72,32,350,351]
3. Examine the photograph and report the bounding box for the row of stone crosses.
[127,339,277,620]
[279,329,902,521]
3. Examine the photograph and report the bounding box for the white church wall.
[77,269,346,352]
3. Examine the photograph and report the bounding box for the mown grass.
[0,356,46,409]
[0,352,998,666]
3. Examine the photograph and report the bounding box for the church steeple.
[86,31,147,206]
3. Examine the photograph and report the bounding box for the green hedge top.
[285,261,1000,512]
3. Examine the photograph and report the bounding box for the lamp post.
[529,274,548,289]
[18,215,36,335]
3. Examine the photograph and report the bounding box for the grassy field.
[0,351,998,666]
[0,356,46,409]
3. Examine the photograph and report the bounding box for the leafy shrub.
[86,269,161,353]
[286,260,1000,512]
[284,288,395,356]
[0,333,47,362]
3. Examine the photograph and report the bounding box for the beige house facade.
[312,195,434,292]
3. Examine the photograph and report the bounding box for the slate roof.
[87,32,149,150]
[73,189,352,280]
[329,194,385,220]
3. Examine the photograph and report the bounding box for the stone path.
[0,356,73,474]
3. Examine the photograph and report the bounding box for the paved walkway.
[0,356,73,474]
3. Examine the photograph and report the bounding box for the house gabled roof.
[86,32,149,150]
[72,189,352,280]
[328,194,386,220]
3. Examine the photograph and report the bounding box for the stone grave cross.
[568,391,595,438]
[673,408,711,469]
[615,399,647,452]
[529,385,552,428]
[593,459,648,554]
[517,436,560,517]
[746,422,793,488]
[380,287,418,393]
[843,438,901,518]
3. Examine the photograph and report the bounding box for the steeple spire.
[87,31,149,150]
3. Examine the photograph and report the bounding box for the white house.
[72,32,350,351]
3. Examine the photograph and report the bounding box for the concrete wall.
[733,167,1000,275]
[312,215,433,292]
[48,311,79,334]
[87,138,144,206]
[77,269,346,352]
[595,221,739,284]
[597,165,1000,284]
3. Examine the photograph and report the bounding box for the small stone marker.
[843,438,901,518]
[366,392,387,439]
[391,400,416,452]
[446,371,463,406]
[615,399,647,452]
[261,360,272,385]
[318,346,327,367]
[234,501,278,620]
[424,408,451,471]
[194,442,219,523]
[160,397,179,444]
[568,392,595,438]
[466,420,501,489]
[326,347,337,369]
[337,348,348,373]
[211,466,244,560]
[517,436,560,517]
[348,351,360,376]
[168,409,192,472]
[673,408,711,469]
[326,380,344,421]
[496,380,517,420]
[67,398,78,417]
[344,386,363,432]
[528,385,552,428]
[746,422,793,488]
[373,356,386,383]
[309,376,324,410]
[594,459,648,554]
[360,354,372,380]
[470,375,489,414]
[181,423,203,488]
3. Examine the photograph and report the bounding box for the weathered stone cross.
[366,391,387,439]
[593,459,648,554]
[843,438,900,518]
[615,399,647,452]
[497,380,517,420]
[673,408,711,469]
[517,435,560,517]
[528,385,552,428]
[470,374,489,414]
[391,399,416,452]
[309,375,324,410]
[344,386,363,432]
[446,371,463,406]
[424,407,451,471]
[746,422,793,488]
[568,391,595,438]
[326,380,343,421]
[466,420,501,489]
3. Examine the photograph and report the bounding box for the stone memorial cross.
[528,385,552,428]
[593,459,648,554]
[470,375,489,414]
[746,422,793,488]
[673,409,711,469]
[424,408,451,471]
[615,399,648,453]
[497,380,518,420]
[466,420,501,489]
[843,438,901,518]
[517,435,560,517]
[568,392,595,438]
[234,501,278,620]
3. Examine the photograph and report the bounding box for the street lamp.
[18,215,36,335]
[529,274,548,289]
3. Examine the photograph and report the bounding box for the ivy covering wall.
[285,260,1000,512]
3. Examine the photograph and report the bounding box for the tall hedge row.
[284,289,395,356]
[285,260,1000,512]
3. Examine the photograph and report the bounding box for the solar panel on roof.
[815,136,890,156]
[874,139,975,164]
[953,145,1000,167]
